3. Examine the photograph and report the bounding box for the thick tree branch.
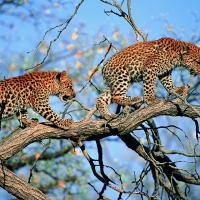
[0,164,50,200]
[0,101,200,198]
[0,101,200,161]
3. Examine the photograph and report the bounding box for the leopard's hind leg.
[96,89,118,120]
[97,74,142,119]
[110,73,142,106]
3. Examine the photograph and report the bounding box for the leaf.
[75,51,82,59]
[72,32,78,40]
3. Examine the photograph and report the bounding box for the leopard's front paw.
[57,118,75,129]
[174,85,190,98]
[103,113,118,120]
[145,97,162,105]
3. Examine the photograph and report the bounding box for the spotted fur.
[0,70,75,128]
[96,37,200,119]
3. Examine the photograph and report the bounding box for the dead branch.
[25,0,85,70]
[100,0,147,41]
[88,42,112,82]
[28,139,51,184]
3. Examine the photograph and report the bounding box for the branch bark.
[0,164,50,200]
[0,101,199,160]
[0,101,200,198]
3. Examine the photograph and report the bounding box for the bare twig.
[193,118,200,140]
[102,35,119,52]
[78,141,151,197]
[100,0,147,41]
[25,0,85,70]
[88,42,112,82]
[96,139,114,183]
[169,89,200,117]
[28,140,51,184]
[83,106,98,121]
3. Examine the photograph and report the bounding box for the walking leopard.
[96,37,200,119]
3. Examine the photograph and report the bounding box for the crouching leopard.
[0,70,76,129]
[96,37,200,119]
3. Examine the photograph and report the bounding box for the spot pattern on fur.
[96,37,200,119]
[0,70,76,128]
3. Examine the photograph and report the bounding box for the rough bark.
[0,101,199,160]
[0,101,200,199]
[0,164,50,200]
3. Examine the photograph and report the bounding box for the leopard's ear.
[55,71,68,83]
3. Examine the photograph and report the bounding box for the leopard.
[0,70,76,129]
[96,37,200,120]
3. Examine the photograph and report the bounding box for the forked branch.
[100,0,147,41]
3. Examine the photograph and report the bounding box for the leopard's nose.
[198,66,200,74]
[72,91,76,98]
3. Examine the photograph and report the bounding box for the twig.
[102,35,119,52]
[78,141,150,197]
[62,98,76,119]
[78,141,106,182]
[192,118,200,140]
[101,0,147,41]
[78,36,117,96]
[187,80,200,99]
[89,80,101,92]
[25,0,85,70]
[28,139,51,184]
[88,42,112,82]
[169,89,200,117]
[83,106,98,121]
[96,139,114,183]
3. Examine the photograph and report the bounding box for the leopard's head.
[55,70,76,102]
[180,42,200,76]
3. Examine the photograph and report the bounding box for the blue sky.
[75,0,200,40]
[1,0,200,56]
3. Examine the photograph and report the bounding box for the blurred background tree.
[0,0,200,199]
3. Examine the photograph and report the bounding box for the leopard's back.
[102,40,157,85]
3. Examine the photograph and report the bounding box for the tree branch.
[0,164,50,200]
[25,0,85,70]
[1,101,200,198]
[1,102,200,160]
[100,0,147,41]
